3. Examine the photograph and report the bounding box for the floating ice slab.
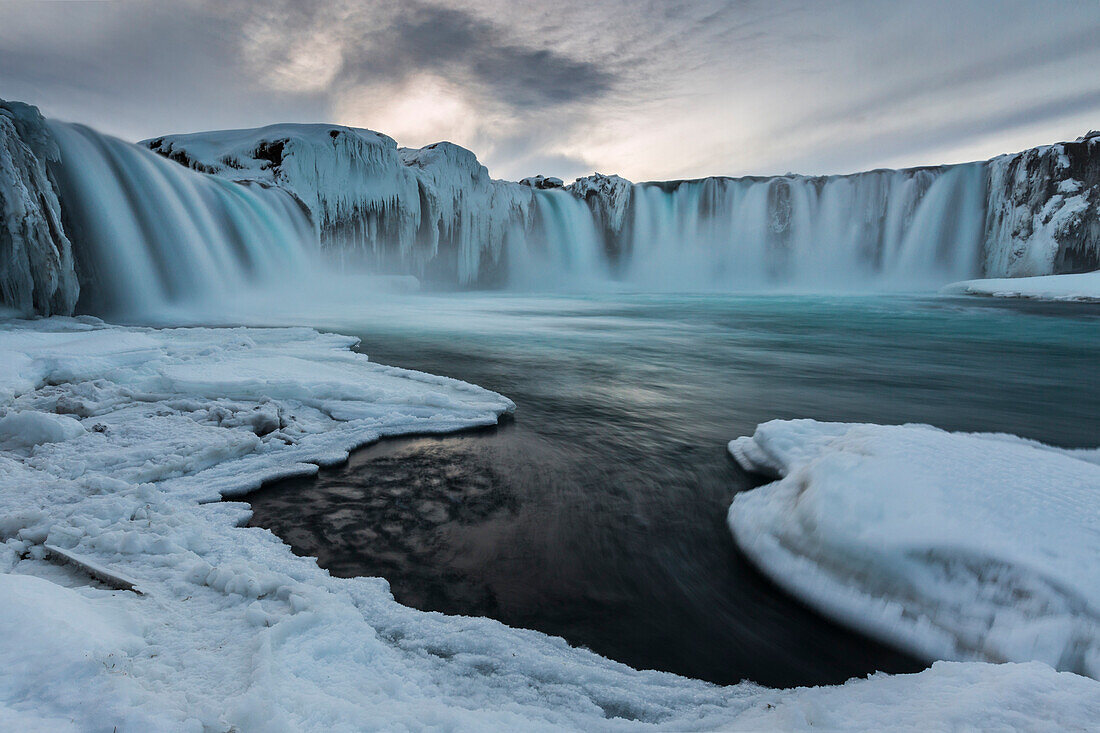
[1,320,1097,729]
[729,419,1100,678]
[943,270,1100,302]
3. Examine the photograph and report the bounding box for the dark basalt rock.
[251,139,287,169]
[519,175,564,190]
[984,134,1100,276]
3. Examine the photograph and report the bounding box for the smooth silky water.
[241,291,1100,688]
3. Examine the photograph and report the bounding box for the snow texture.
[3,320,1097,730]
[0,99,78,316]
[943,270,1100,301]
[570,173,634,239]
[729,419,1100,679]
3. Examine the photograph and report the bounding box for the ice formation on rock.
[984,132,1100,277]
[146,127,536,286]
[519,175,564,189]
[0,100,78,315]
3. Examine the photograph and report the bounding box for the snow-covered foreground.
[729,420,1100,680]
[2,319,1098,731]
[943,270,1100,301]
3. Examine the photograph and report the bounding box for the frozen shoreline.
[2,318,1098,730]
[943,271,1100,301]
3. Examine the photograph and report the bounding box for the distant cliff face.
[0,99,78,316]
[984,132,1100,277]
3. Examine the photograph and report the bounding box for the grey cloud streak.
[1,0,1099,181]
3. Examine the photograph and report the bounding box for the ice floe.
[729,419,1100,678]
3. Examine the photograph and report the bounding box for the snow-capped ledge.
[729,419,1100,679]
[942,270,1100,302]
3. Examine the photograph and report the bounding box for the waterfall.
[622,164,988,291]
[46,122,315,316]
[7,103,1092,318]
[508,189,607,289]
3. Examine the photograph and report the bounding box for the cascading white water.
[24,117,1000,314]
[46,122,315,315]
[508,189,607,289]
[623,164,988,291]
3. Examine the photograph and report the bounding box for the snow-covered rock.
[146,124,421,253]
[399,142,532,285]
[943,270,1100,301]
[519,175,564,189]
[728,419,1100,678]
[983,133,1100,277]
[0,99,78,316]
[569,173,634,246]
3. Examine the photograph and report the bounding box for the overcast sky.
[3,0,1099,181]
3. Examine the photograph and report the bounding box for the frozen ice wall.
[984,131,1100,277]
[0,100,78,315]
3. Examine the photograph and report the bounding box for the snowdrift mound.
[728,420,1100,678]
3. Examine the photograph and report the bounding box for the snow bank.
[943,270,1100,302]
[729,419,1100,678]
[0,99,78,315]
[723,661,1100,732]
[3,321,1096,729]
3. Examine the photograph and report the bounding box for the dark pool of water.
[246,293,1100,687]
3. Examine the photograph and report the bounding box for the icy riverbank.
[729,420,1100,678]
[2,320,1099,730]
[943,270,1100,301]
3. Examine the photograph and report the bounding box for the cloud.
[1,0,1099,181]
[373,3,615,107]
